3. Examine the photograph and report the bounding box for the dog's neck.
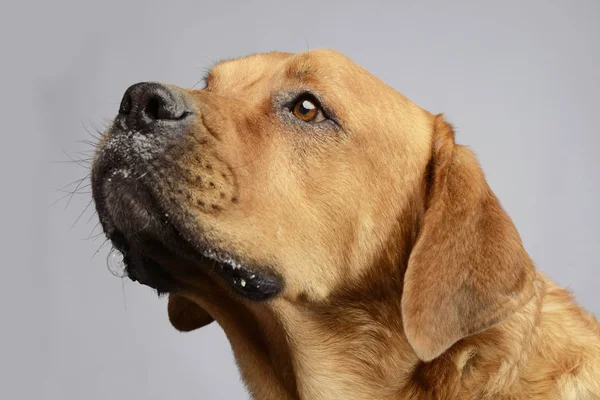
[222,273,546,400]
[269,292,419,399]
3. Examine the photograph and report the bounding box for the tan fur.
[123,49,599,399]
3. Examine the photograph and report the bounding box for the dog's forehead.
[207,51,290,85]
[205,50,429,139]
[206,49,364,90]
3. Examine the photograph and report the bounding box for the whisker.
[65,177,91,209]
[85,210,98,227]
[65,182,92,190]
[86,221,102,239]
[71,199,93,229]
[99,117,113,127]
[92,238,110,259]
[56,189,92,196]
[51,191,79,207]
[51,149,93,168]
[93,231,108,243]
[56,175,90,192]
[87,231,105,241]
[51,159,92,165]
[88,117,110,136]
[83,121,103,142]
[85,231,103,241]
[76,139,99,147]
[73,150,95,158]
[56,182,91,195]
[88,119,106,136]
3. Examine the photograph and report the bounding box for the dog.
[91,49,600,399]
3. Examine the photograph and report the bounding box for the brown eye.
[292,97,324,122]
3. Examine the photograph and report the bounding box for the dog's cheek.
[168,294,215,332]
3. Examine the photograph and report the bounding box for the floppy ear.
[401,115,536,361]
[168,294,214,332]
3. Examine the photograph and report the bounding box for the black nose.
[118,82,192,131]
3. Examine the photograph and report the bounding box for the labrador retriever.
[91,50,600,399]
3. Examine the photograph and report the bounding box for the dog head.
[91,49,535,362]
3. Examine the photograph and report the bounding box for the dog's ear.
[401,115,536,361]
[168,294,214,332]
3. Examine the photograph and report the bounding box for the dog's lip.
[197,248,283,300]
[109,228,282,300]
[99,186,283,300]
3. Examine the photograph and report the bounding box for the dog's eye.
[292,96,325,123]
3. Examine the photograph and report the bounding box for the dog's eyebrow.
[285,58,319,81]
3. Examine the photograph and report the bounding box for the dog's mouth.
[92,165,283,301]
[106,227,282,300]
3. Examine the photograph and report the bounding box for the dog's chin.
[93,172,283,301]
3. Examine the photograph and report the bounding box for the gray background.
[2,0,599,399]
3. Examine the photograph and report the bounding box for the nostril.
[144,93,188,121]
[119,93,132,115]
[145,96,161,120]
